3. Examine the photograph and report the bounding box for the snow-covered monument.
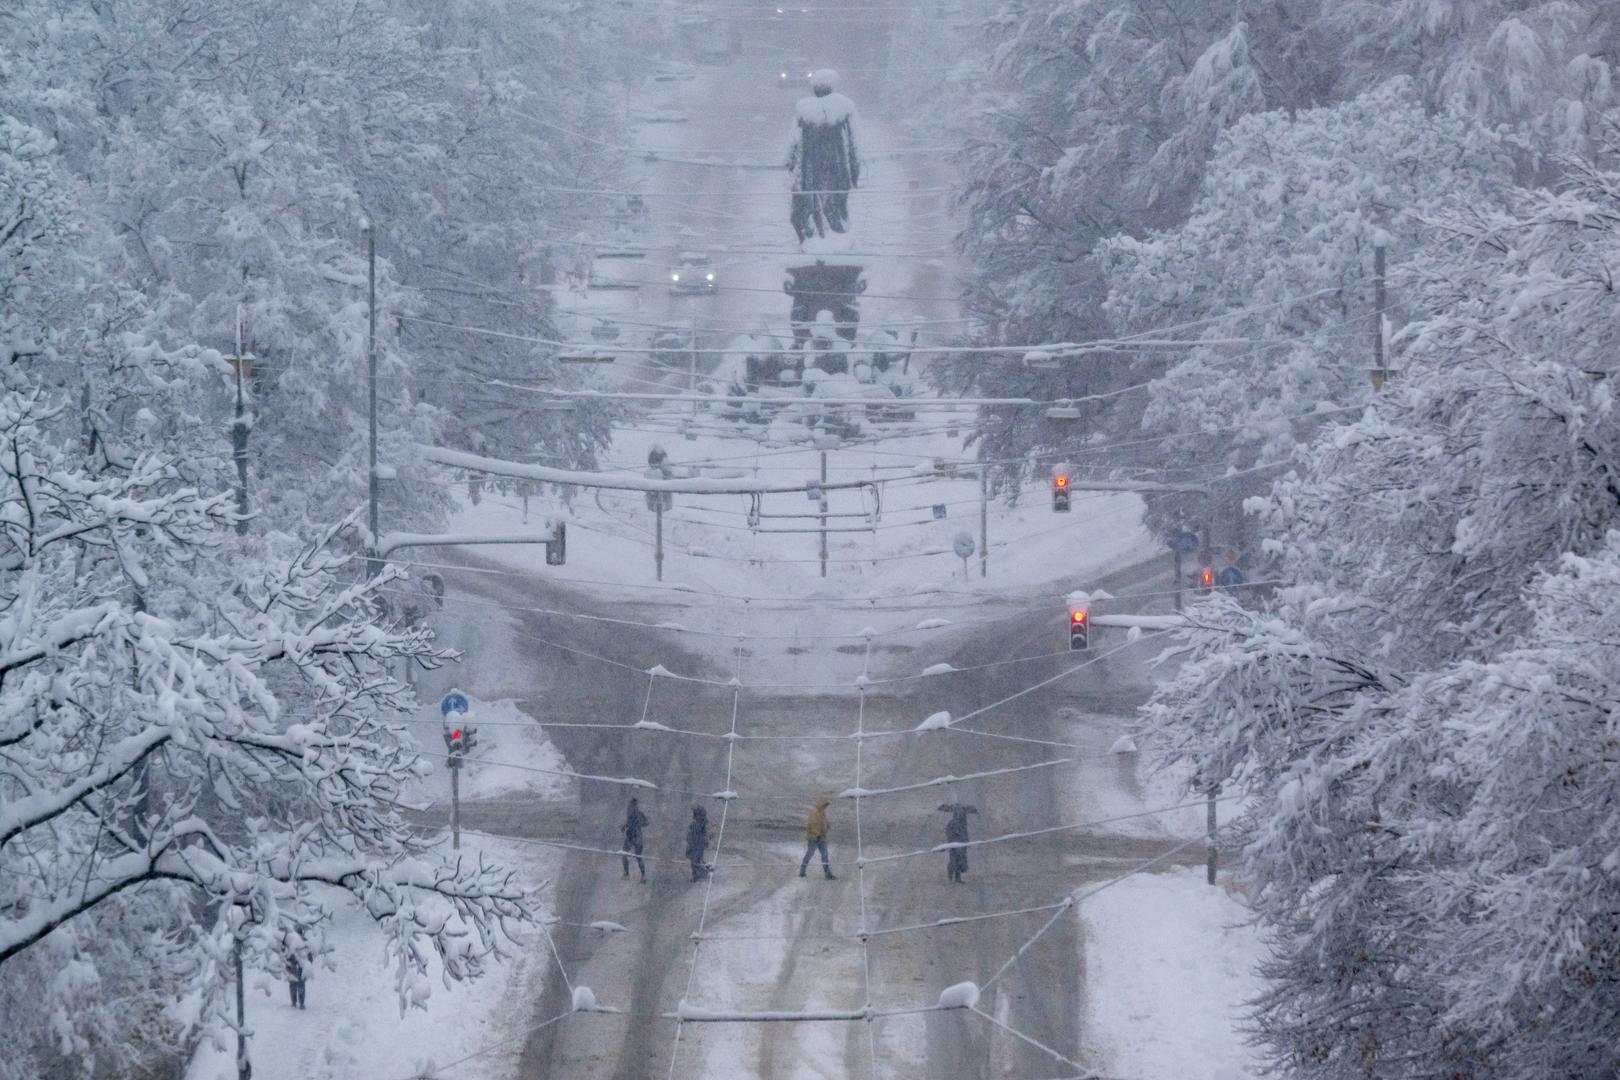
[784,69,866,358]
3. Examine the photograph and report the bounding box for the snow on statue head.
[810,68,838,94]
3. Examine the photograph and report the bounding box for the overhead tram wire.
[399,282,1361,359]
[400,312,1299,361]
[665,629,747,1079]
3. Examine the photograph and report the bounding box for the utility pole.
[819,450,829,579]
[1369,232,1390,391]
[364,220,381,578]
[229,305,250,535]
[978,456,988,579]
[1206,782,1220,886]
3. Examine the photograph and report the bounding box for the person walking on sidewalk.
[940,803,978,883]
[686,804,710,881]
[621,797,649,881]
[286,952,308,1010]
[799,796,837,879]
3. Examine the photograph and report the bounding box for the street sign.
[1217,565,1245,589]
[440,690,469,717]
[932,504,947,520]
[952,532,976,560]
[1169,529,1199,556]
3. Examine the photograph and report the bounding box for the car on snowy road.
[669,252,717,295]
[776,60,812,89]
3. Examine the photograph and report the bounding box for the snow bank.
[1081,868,1263,1080]
[572,985,600,1012]
[920,662,957,676]
[915,710,952,732]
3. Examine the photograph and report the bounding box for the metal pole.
[1206,784,1219,886]
[655,500,664,582]
[819,450,829,579]
[978,460,988,578]
[689,315,699,419]
[1174,549,1183,612]
[235,936,250,1080]
[451,760,461,851]
[365,222,381,578]
[1373,239,1386,369]
[232,306,249,536]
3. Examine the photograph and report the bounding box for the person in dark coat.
[685,804,709,881]
[621,797,649,881]
[786,69,860,243]
[940,804,978,883]
[286,953,308,1009]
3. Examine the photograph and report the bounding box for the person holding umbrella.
[939,803,978,883]
[686,804,710,881]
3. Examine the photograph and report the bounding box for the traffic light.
[1068,606,1089,651]
[444,724,467,763]
[1198,567,1214,592]
[1052,473,1071,513]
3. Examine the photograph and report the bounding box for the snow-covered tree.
[947,0,1617,524]
[1099,79,1515,546]
[0,388,534,1058]
[1142,157,1620,1079]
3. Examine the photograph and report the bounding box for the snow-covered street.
[12,0,1612,1078]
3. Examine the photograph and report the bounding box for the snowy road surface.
[420,552,1210,1079]
[387,3,1255,1077]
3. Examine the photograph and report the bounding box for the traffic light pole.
[654,500,664,582]
[1173,549,1183,612]
[979,462,988,579]
[234,933,249,1080]
[450,758,461,851]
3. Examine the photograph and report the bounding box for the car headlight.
[706,272,715,281]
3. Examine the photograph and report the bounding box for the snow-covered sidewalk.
[1081,869,1263,1080]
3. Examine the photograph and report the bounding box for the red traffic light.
[1200,569,1213,588]
[1054,475,1069,489]
[1071,609,1086,623]
[450,729,463,741]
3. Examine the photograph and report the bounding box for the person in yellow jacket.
[798,796,837,879]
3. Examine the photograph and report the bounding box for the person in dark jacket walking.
[621,797,649,880]
[940,803,978,883]
[286,953,308,1009]
[685,805,709,881]
[799,796,837,879]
